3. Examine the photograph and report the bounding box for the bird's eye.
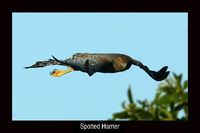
[49,69,57,75]
[49,72,53,75]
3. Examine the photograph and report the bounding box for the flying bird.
[25,53,170,81]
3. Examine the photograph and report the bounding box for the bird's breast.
[65,53,132,75]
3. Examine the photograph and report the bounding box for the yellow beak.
[50,67,74,77]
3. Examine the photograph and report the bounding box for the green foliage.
[112,73,188,121]
[128,85,134,104]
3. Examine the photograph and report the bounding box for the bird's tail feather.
[140,65,170,81]
[131,58,169,81]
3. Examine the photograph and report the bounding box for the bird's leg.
[50,67,74,77]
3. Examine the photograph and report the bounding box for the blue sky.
[12,13,188,120]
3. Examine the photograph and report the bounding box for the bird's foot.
[50,67,74,77]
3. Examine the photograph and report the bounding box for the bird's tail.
[25,56,66,69]
[131,58,170,81]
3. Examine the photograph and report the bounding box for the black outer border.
[0,0,193,132]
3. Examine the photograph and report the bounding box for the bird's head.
[50,68,74,77]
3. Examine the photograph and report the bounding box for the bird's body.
[61,53,132,75]
[25,53,169,81]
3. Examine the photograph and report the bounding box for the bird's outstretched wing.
[25,59,66,69]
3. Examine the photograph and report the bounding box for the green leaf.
[183,104,188,119]
[112,111,129,119]
[121,101,126,109]
[135,108,154,120]
[112,73,188,121]
[127,104,136,115]
[156,93,177,105]
[155,108,160,120]
[183,93,188,103]
[153,93,161,104]
[159,108,173,120]
[137,100,143,105]
[173,73,182,83]
[137,100,149,109]
[158,86,175,95]
[174,103,185,112]
[183,80,188,90]
[128,86,134,104]
[163,78,174,88]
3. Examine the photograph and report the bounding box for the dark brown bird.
[25,53,169,81]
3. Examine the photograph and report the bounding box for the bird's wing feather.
[25,59,64,69]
